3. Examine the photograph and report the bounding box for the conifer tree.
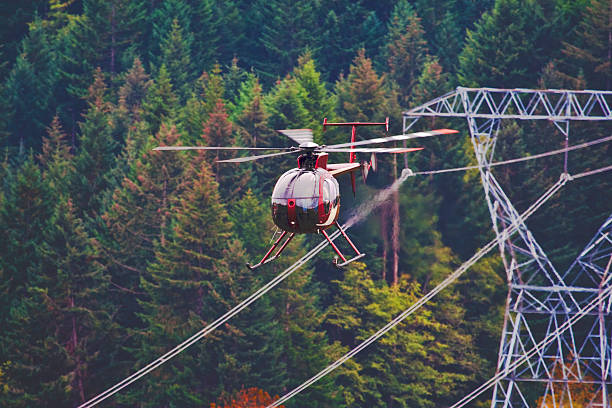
[212,0,243,65]
[457,0,548,88]
[211,387,284,408]
[38,116,75,197]
[71,69,118,220]
[233,77,280,195]
[128,160,284,406]
[263,77,310,131]
[188,0,220,71]
[202,99,251,198]
[199,63,226,116]
[328,263,477,408]
[223,57,250,111]
[118,57,151,122]
[316,4,386,82]
[335,49,386,126]
[292,53,337,142]
[256,0,317,80]
[383,1,429,106]
[0,158,55,406]
[558,0,612,89]
[101,123,187,324]
[60,0,146,111]
[148,0,194,69]
[159,18,194,101]
[38,197,116,406]
[412,0,465,71]
[142,64,179,136]
[5,19,57,153]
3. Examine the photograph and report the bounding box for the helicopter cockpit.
[271,168,340,233]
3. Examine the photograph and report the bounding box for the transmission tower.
[403,87,612,408]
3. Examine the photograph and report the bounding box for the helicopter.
[154,118,457,269]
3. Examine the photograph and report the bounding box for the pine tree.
[212,0,243,65]
[159,18,194,101]
[118,56,151,122]
[188,0,220,70]
[101,123,188,329]
[142,64,179,136]
[457,0,548,88]
[292,53,337,143]
[255,0,317,80]
[233,77,280,195]
[76,0,146,77]
[71,69,118,220]
[558,0,612,89]
[148,0,194,70]
[327,262,478,407]
[199,63,226,117]
[211,387,284,408]
[412,0,465,72]
[126,160,284,406]
[201,100,251,198]
[383,1,429,105]
[5,19,57,153]
[38,116,75,197]
[223,57,250,112]
[316,3,386,82]
[263,76,310,131]
[38,197,117,406]
[335,49,386,126]
[0,0,48,70]
[0,158,55,407]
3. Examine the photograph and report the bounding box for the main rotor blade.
[153,146,292,151]
[216,150,299,163]
[321,147,423,153]
[324,129,458,149]
[278,129,313,145]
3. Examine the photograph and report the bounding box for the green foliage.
[159,18,194,100]
[142,64,179,135]
[5,18,57,153]
[118,57,151,121]
[557,0,612,89]
[383,0,429,104]
[1,2,611,407]
[457,0,550,88]
[328,262,477,407]
[71,69,118,219]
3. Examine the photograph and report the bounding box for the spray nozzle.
[400,168,414,179]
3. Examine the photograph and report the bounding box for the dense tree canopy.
[0,0,610,407]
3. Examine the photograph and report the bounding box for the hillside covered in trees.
[1,0,611,407]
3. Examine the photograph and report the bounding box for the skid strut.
[247,230,295,270]
[321,222,365,267]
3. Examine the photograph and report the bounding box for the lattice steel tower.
[403,88,612,408]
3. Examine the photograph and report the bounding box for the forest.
[0,0,611,407]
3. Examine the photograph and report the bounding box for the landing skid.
[246,230,295,270]
[248,222,365,270]
[321,222,365,268]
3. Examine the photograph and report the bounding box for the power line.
[266,173,572,408]
[411,134,612,177]
[78,171,411,408]
[449,280,612,408]
[81,134,612,408]
[78,230,341,408]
